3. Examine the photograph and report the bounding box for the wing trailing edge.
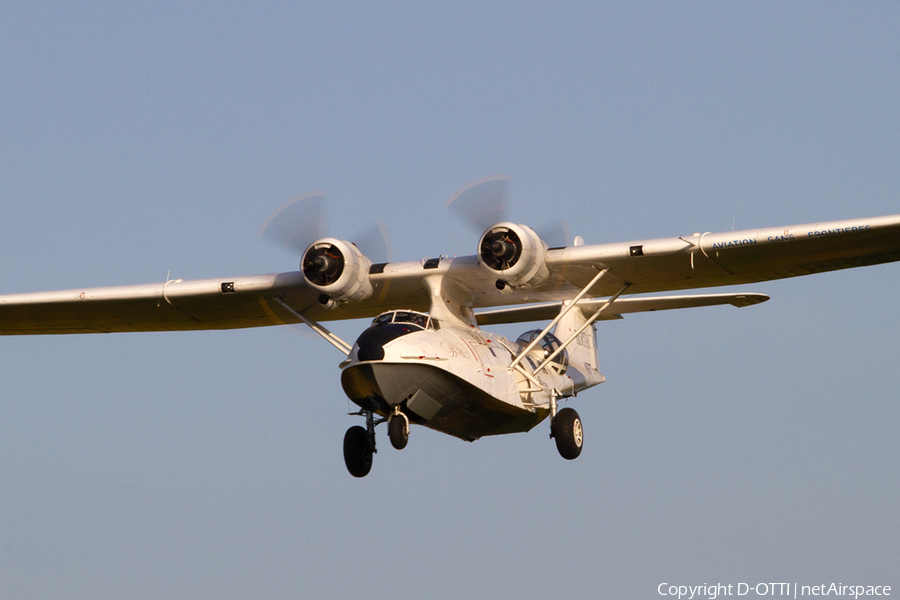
[474,292,770,326]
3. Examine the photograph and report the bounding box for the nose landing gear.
[388,408,409,450]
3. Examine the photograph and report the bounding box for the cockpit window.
[373,313,394,326]
[393,311,428,328]
[371,310,439,331]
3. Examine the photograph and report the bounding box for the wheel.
[343,426,373,477]
[551,407,583,460]
[388,413,409,450]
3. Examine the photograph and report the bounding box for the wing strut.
[508,267,612,372]
[271,297,352,356]
[533,283,630,375]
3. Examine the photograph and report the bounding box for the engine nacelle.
[477,222,550,289]
[301,238,373,305]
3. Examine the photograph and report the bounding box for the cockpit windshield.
[372,310,439,331]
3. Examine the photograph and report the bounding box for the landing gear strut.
[343,410,376,477]
[551,406,583,460]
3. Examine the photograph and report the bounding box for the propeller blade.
[261,191,392,266]
[353,221,393,265]
[536,221,571,248]
[258,191,326,254]
[445,174,509,233]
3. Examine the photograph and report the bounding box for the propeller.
[536,220,571,249]
[445,174,509,234]
[259,192,392,264]
[446,175,571,247]
[258,191,391,333]
[258,191,326,255]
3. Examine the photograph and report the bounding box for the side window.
[515,330,568,373]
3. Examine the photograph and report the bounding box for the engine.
[477,222,550,290]
[301,238,373,306]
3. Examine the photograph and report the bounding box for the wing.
[1,214,898,335]
[0,272,316,335]
[538,213,900,298]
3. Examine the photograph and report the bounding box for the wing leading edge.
[1,213,898,335]
[543,214,900,298]
[0,272,317,335]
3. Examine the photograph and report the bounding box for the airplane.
[2,180,899,477]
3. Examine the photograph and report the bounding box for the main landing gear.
[343,408,411,477]
[343,423,374,478]
[343,404,584,476]
[550,406,583,460]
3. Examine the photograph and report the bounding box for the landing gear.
[388,409,409,450]
[343,409,378,477]
[343,406,413,476]
[343,425,373,477]
[551,407,583,460]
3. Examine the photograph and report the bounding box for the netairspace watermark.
[657,583,891,600]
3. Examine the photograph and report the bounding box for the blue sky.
[1,3,898,598]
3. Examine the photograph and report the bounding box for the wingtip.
[732,294,770,307]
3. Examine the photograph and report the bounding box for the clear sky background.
[1,2,898,599]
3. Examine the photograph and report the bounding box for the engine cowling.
[301,238,373,305]
[477,222,550,289]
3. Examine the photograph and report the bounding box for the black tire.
[343,426,373,477]
[551,407,583,460]
[388,414,409,450]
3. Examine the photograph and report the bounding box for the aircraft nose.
[354,323,419,361]
[357,338,385,361]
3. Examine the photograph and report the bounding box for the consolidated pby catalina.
[2,177,899,477]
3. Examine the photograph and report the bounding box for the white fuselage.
[340,314,600,441]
